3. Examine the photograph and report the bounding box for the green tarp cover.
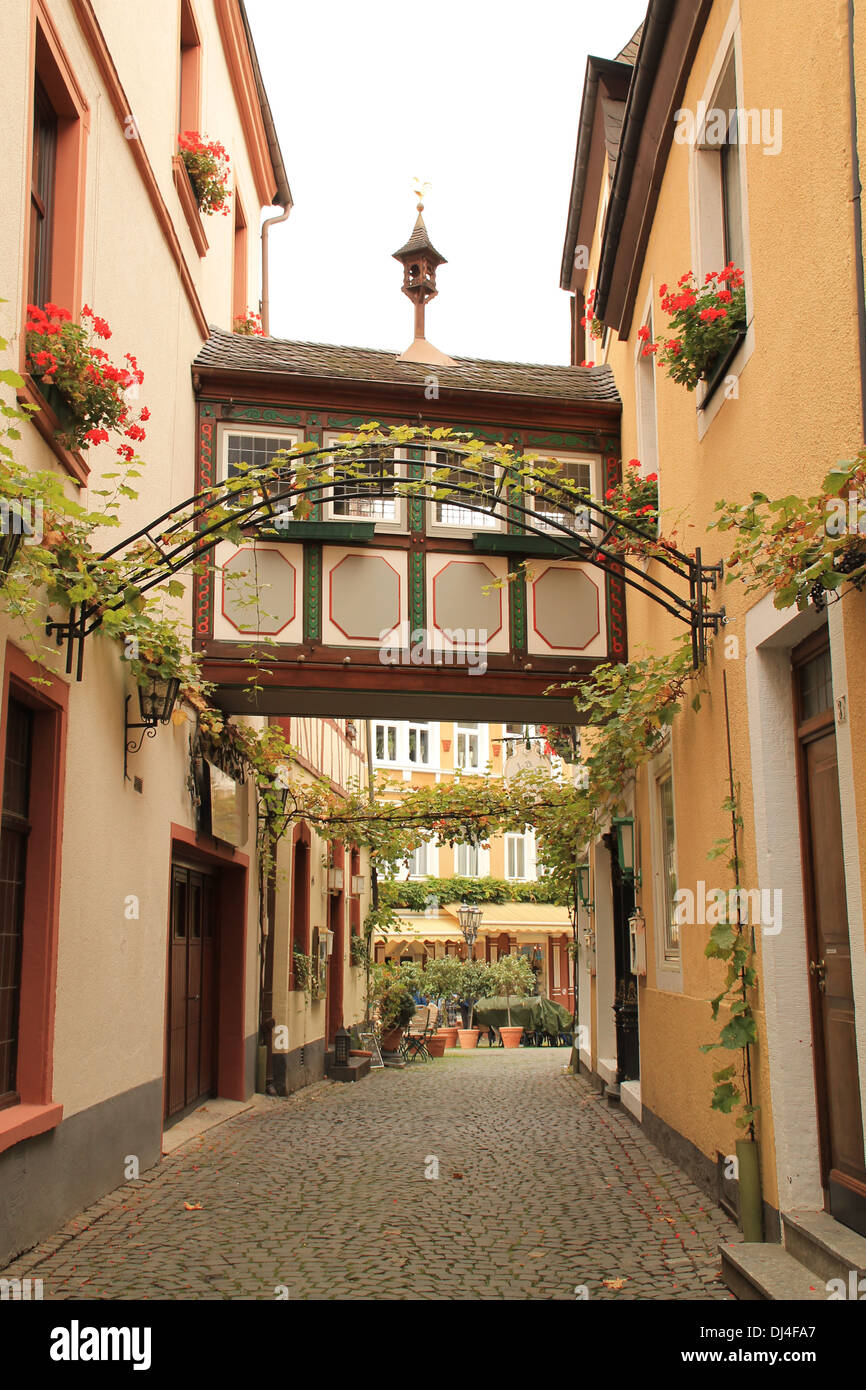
[473,996,572,1035]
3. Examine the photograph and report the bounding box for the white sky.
[245,0,648,366]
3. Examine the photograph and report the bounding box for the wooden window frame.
[232,192,248,325]
[178,0,202,136]
[0,643,68,1155]
[18,2,90,484]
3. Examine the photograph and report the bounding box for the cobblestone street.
[2,1051,735,1300]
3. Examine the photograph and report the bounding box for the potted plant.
[488,954,536,1047]
[643,264,747,391]
[422,956,463,1048]
[232,308,264,337]
[369,963,415,1053]
[177,131,232,216]
[456,958,494,1049]
[602,460,659,554]
[25,303,149,454]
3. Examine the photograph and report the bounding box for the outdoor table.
[474,996,572,1043]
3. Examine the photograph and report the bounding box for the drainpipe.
[848,0,866,439]
[260,202,291,338]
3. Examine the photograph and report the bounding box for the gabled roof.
[559,55,635,290]
[616,24,644,65]
[193,330,621,404]
[601,96,628,182]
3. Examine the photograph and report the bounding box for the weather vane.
[412,178,432,212]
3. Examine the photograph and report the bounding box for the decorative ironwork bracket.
[124,693,160,781]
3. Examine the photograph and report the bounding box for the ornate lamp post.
[457,901,482,959]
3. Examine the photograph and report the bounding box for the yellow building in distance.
[371,720,576,1014]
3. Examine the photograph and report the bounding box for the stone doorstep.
[781,1209,866,1284]
[719,1243,826,1302]
[161,1095,268,1156]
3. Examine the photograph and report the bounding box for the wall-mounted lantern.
[612,815,640,886]
[576,861,593,911]
[124,674,180,780]
[351,873,366,897]
[327,866,344,894]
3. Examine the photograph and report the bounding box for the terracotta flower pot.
[457,1028,480,1049]
[380,1027,404,1053]
[438,1027,459,1048]
[426,1034,447,1058]
[500,1026,524,1048]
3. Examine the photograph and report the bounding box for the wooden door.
[795,635,866,1233]
[605,831,639,1083]
[165,864,217,1121]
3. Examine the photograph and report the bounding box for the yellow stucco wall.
[575,0,866,1212]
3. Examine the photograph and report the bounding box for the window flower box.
[644,264,747,391]
[24,304,148,455]
[177,131,231,216]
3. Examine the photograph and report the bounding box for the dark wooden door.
[605,831,639,1083]
[166,864,217,1121]
[795,636,866,1234]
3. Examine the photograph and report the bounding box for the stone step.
[781,1209,866,1285]
[719,1242,826,1302]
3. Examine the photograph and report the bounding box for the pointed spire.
[392,191,455,365]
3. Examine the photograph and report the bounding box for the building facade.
[561,0,866,1253]
[0,0,369,1268]
[370,718,575,1012]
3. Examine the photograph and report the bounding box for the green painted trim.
[258,521,375,542]
[407,450,426,531]
[304,546,322,642]
[509,562,527,652]
[473,534,582,557]
[221,405,305,425]
[409,551,425,634]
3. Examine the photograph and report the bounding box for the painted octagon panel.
[221,546,296,636]
[329,553,402,641]
[530,565,603,653]
[431,560,503,642]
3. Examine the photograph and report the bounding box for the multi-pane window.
[0,700,34,1108]
[529,457,595,535]
[28,77,57,310]
[405,845,427,877]
[455,843,479,877]
[657,771,679,959]
[407,723,430,766]
[798,649,833,721]
[505,833,527,881]
[374,722,398,763]
[456,723,480,771]
[331,448,399,522]
[716,61,746,278]
[224,431,297,510]
[431,450,500,530]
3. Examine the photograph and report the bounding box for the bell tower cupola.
[392,191,456,366]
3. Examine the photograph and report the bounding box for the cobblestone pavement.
[2,1050,735,1300]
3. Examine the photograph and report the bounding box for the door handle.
[186,994,200,1001]
[809,959,827,992]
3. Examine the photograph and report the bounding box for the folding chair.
[402,1005,434,1062]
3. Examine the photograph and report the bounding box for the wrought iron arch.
[45,436,725,679]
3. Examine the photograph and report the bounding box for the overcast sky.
[245,1,648,365]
